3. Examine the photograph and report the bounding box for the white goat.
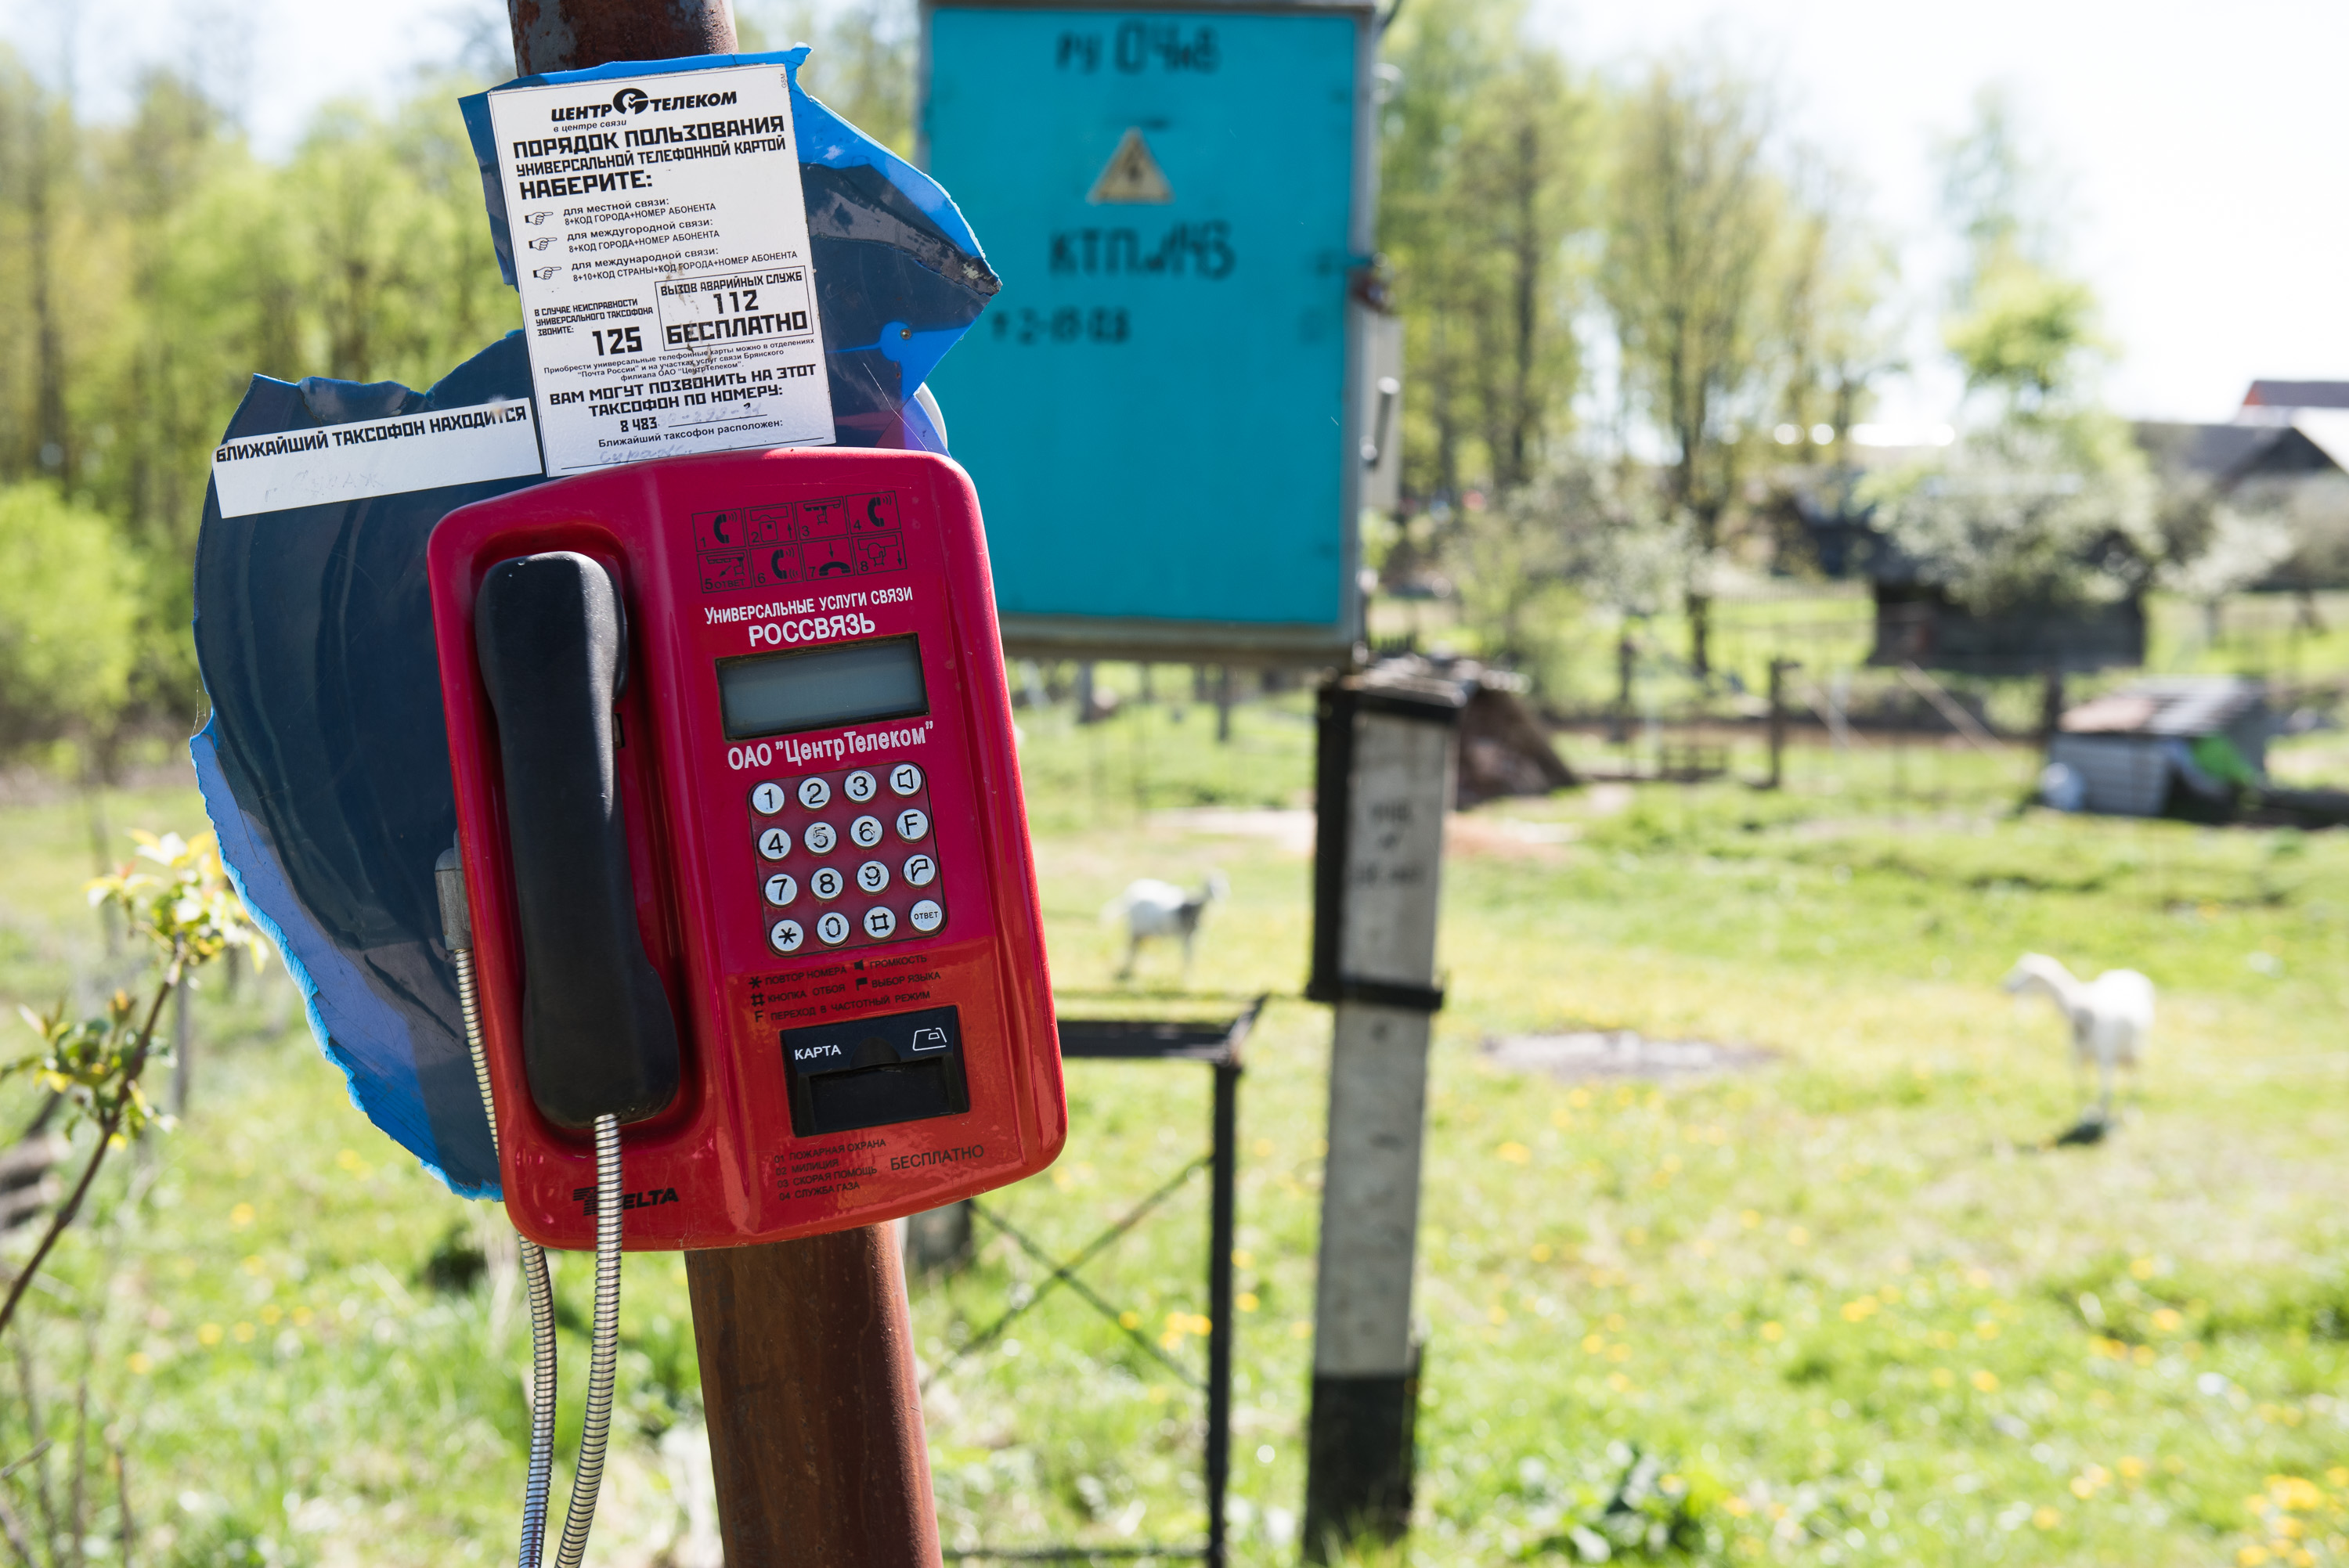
[1102,873,1229,980]
[2001,953,2156,1126]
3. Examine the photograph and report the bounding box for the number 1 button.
[752,781,786,815]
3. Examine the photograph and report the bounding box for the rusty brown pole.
[499,3,941,1563]
[507,0,738,76]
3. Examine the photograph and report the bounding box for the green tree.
[0,483,142,762]
[1599,56,1784,678]
[1379,0,1589,503]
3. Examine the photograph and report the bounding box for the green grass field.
[2,677,2346,1566]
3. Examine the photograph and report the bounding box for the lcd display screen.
[717,636,928,739]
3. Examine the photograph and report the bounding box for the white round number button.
[810,866,844,900]
[803,821,838,854]
[889,763,924,797]
[797,777,832,809]
[752,781,787,815]
[763,874,798,906]
[895,808,930,842]
[843,769,878,802]
[908,899,944,934]
[815,911,850,946]
[756,827,792,861]
[902,853,936,888]
[863,907,897,939]
[850,814,884,849]
[857,860,889,894]
[768,919,804,953]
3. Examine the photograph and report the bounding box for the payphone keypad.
[750,762,944,953]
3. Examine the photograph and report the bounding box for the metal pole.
[1204,1058,1239,1568]
[503,6,939,1564]
[1766,657,1795,792]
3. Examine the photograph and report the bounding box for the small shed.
[2046,677,2271,818]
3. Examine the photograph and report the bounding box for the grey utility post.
[1301,669,1463,1559]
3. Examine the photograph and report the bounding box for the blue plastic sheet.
[197,55,988,1198]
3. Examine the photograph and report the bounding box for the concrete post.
[1301,672,1461,1558]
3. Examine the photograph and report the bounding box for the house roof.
[2059,676,2266,738]
[2243,380,2349,412]
[2133,420,2342,487]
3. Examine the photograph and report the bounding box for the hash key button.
[863,907,897,939]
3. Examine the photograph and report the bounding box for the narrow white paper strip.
[211,402,543,519]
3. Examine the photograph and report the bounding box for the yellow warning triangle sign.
[1088,128,1174,205]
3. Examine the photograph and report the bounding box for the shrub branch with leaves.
[0,831,267,1339]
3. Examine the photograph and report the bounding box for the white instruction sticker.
[210,402,543,518]
[486,65,835,477]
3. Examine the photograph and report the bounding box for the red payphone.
[428,447,1066,1252]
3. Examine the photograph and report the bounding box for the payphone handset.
[428,448,1066,1251]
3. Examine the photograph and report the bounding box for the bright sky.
[9,0,2342,427]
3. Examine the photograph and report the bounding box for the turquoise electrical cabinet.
[920,0,1378,660]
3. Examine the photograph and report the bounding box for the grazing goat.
[1102,873,1229,980]
[2002,953,2156,1126]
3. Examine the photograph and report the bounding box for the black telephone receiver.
[473,550,681,1130]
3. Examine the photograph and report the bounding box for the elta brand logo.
[573,1185,681,1213]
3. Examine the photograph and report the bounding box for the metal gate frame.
[932,998,1264,1566]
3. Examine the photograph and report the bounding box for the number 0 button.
[895,808,929,841]
[902,853,936,887]
[843,770,877,802]
[768,919,804,953]
[889,763,923,796]
[797,777,831,809]
[816,910,850,945]
[763,874,798,906]
[751,781,786,815]
[810,867,843,899]
[863,907,897,939]
[756,827,792,860]
[909,899,943,933]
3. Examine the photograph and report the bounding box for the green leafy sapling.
[0,831,269,1339]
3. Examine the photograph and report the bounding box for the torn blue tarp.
[197,53,983,1198]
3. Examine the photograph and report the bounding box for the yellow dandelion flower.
[1723,1497,1752,1517]
[260,1305,283,1325]
[2327,1468,2349,1488]
[1841,1299,1877,1323]
[1739,1209,1761,1228]
[1878,1285,1902,1304]
[1606,1372,1631,1391]
[1583,1333,1606,1354]
[1146,1386,1168,1404]
[197,1324,223,1347]
[1530,1243,1553,1262]
[1290,1320,1312,1339]
[126,1353,152,1375]
[1970,1369,1999,1393]
[1550,1108,1573,1129]
[2132,1344,2156,1366]
[1931,1368,1956,1389]
[2152,1307,2184,1334]
[1761,1321,1784,1343]
[1237,1293,1259,1313]
[2239,1547,2270,1566]
[229,1203,254,1228]
[292,1307,313,1328]
[1231,1249,1253,1268]
[1787,1226,1810,1246]
[1497,1141,1531,1165]
[232,1323,254,1344]
[2032,1506,2060,1530]
[2130,1256,2157,1281]
[1567,1088,1593,1108]
[1119,1310,1142,1330]
[2070,1476,2096,1500]
[2119,1457,2145,1480]
[1607,1343,1631,1362]
[1975,1319,2001,1339]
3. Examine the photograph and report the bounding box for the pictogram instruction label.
[485,64,835,476]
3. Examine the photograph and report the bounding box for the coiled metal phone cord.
[556,1112,623,1568]
[454,942,561,1568]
